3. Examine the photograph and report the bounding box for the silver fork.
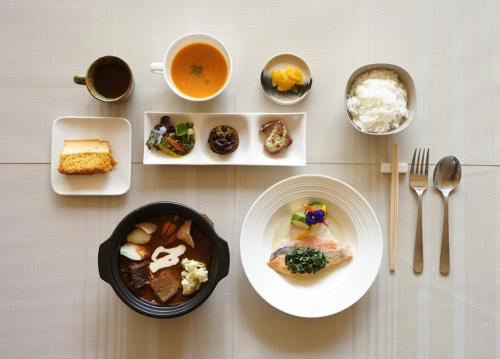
[409,148,429,273]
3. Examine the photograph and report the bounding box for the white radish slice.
[135,222,157,234]
[127,228,151,244]
[120,243,148,261]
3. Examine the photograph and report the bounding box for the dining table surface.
[1,0,499,358]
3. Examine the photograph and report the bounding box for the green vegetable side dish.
[284,247,328,274]
[146,116,195,158]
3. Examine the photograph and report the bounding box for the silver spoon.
[433,156,462,275]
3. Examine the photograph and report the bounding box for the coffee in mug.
[74,56,134,102]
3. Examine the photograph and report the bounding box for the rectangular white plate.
[51,116,131,196]
[143,112,306,166]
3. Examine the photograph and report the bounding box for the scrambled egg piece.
[181,258,208,295]
[271,66,304,92]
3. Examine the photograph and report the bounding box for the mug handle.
[150,62,164,74]
[73,75,86,85]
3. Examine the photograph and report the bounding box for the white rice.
[346,69,409,133]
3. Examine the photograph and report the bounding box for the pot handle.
[98,238,113,283]
[201,213,229,280]
[201,213,214,227]
[215,237,230,281]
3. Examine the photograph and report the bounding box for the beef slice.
[129,261,150,289]
[149,269,181,303]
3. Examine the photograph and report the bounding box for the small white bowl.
[260,53,312,105]
[345,63,416,136]
[150,33,232,102]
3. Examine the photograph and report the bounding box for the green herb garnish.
[190,65,203,76]
[176,122,189,137]
[285,247,327,274]
[145,132,157,150]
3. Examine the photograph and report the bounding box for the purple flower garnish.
[152,126,167,143]
[305,210,326,225]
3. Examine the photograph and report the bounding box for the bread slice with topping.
[58,139,117,175]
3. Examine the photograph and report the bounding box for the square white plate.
[51,116,131,196]
[143,112,306,166]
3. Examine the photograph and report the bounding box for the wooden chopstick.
[389,143,399,272]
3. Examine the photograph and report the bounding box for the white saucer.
[260,53,312,105]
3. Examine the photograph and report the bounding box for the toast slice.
[58,139,117,175]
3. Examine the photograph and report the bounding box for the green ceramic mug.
[74,55,134,102]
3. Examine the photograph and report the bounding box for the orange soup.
[170,43,228,98]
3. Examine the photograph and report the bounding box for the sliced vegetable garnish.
[290,213,310,230]
[165,136,186,153]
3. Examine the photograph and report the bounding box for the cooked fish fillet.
[58,139,117,175]
[267,240,352,275]
[274,236,339,252]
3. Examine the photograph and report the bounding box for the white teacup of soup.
[151,33,232,102]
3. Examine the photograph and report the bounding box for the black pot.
[98,202,230,318]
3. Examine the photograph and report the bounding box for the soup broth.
[119,214,211,306]
[170,43,228,98]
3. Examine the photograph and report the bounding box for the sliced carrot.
[162,222,172,235]
[167,231,178,243]
[165,136,186,153]
[303,204,314,212]
[166,223,177,237]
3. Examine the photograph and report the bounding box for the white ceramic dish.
[150,33,232,102]
[345,63,416,136]
[240,174,383,318]
[260,53,312,105]
[51,116,131,196]
[143,112,306,166]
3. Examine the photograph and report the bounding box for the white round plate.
[240,174,382,318]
